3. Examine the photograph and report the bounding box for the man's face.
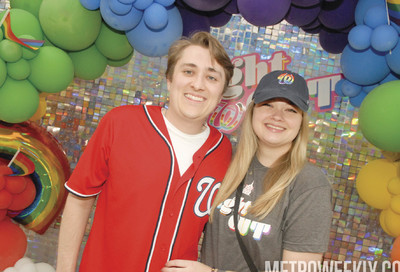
[166,45,226,133]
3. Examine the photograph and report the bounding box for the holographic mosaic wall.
[0,0,394,270]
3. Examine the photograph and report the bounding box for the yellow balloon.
[388,176,400,196]
[356,159,396,209]
[391,196,400,214]
[29,95,47,121]
[383,208,400,237]
[380,210,397,237]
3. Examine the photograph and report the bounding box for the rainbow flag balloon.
[0,9,44,50]
[0,121,71,234]
[388,0,400,25]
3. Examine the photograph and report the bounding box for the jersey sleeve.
[282,168,333,253]
[65,111,114,197]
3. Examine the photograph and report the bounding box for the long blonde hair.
[210,101,309,220]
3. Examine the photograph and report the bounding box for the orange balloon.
[392,236,400,263]
[0,218,27,271]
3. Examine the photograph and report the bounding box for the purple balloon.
[301,18,322,33]
[291,0,321,7]
[224,0,239,14]
[237,0,291,26]
[292,0,322,7]
[182,0,231,12]
[318,0,357,30]
[285,4,321,27]
[208,11,232,27]
[177,5,210,37]
[319,28,348,54]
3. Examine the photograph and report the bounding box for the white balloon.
[18,263,37,272]
[35,263,55,272]
[3,268,18,272]
[14,258,34,270]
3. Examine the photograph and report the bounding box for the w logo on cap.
[277,73,295,85]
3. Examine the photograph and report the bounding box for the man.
[56,31,234,272]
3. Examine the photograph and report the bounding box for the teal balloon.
[0,59,6,87]
[107,51,133,67]
[0,77,39,123]
[7,59,31,80]
[0,39,23,62]
[10,0,43,18]
[9,8,43,40]
[39,0,102,51]
[28,46,74,93]
[69,44,107,80]
[95,23,133,60]
[359,80,400,152]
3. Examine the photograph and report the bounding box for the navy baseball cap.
[252,70,310,112]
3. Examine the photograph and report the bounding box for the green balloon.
[107,51,134,67]
[28,46,74,93]
[0,77,39,123]
[95,23,133,60]
[0,39,23,62]
[39,0,101,51]
[9,8,43,40]
[10,0,43,18]
[7,58,31,80]
[69,44,107,80]
[0,27,3,42]
[19,35,39,60]
[0,59,6,87]
[359,80,400,152]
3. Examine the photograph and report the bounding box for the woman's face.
[252,98,303,153]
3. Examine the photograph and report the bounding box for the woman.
[162,70,333,272]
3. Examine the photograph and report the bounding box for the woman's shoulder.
[290,163,332,195]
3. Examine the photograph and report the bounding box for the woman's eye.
[287,108,298,113]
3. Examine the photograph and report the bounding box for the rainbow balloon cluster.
[0,121,70,234]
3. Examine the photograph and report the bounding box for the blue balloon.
[340,45,390,85]
[143,3,168,30]
[380,72,400,84]
[349,90,367,107]
[371,24,399,52]
[354,0,385,25]
[362,83,378,93]
[386,40,400,74]
[133,0,152,10]
[334,78,345,96]
[348,25,372,50]
[392,21,400,34]
[341,79,362,97]
[126,6,183,57]
[109,0,133,15]
[155,0,175,7]
[80,0,101,10]
[364,5,387,28]
[118,0,136,3]
[100,0,143,31]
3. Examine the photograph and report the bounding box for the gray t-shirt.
[201,157,333,272]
